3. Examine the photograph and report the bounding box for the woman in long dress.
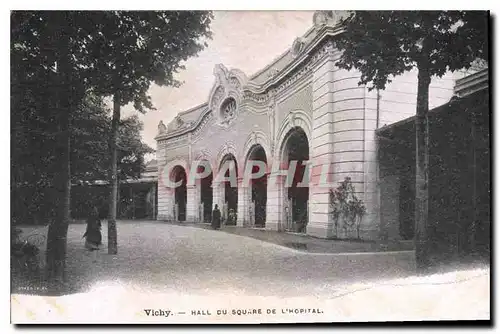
[211,204,221,230]
[83,206,102,262]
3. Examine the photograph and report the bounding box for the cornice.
[155,22,345,145]
[155,108,212,143]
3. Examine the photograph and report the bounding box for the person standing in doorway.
[212,204,221,230]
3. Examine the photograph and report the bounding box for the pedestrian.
[83,206,102,262]
[211,204,221,230]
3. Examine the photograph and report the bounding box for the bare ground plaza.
[11,221,489,322]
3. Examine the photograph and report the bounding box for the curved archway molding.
[275,110,312,163]
[267,123,311,232]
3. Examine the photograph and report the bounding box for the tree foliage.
[12,10,214,278]
[11,92,153,225]
[333,10,488,270]
[335,11,488,90]
[85,11,213,111]
[71,96,154,184]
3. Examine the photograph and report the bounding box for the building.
[154,11,462,240]
[377,68,490,261]
[71,159,158,220]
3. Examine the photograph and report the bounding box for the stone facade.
[155,11,455,240]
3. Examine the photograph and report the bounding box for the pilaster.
[307,45,337,238]
[186,185,197,222]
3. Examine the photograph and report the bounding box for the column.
[158,186,174,221]
[237,177,247,227]
[195,178,202,223]
[212,182,223,211]
[151,184,157,220]
[186,185,197,222]
[266,172,284,231]
[156,144,171,221]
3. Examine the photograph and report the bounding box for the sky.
[122,11,315,152]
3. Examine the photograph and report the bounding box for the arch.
[244,144,268,227]
[278,126,310,233]
[215,142,239,175]
[218,152,239,225]
[193,149,215,175]
[275,110,312,162]
[171,165,187,222]
[242,130,272,167]
[158,158,188,190]
[196,159,214,223]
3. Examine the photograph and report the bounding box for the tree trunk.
[45,24,72,285]
[45,110,71,284]
[415,66,431,272]
[108,93,120,254]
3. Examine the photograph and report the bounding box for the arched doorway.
[246,145,268,227]
[171,165,187,221]
[198,162,213,223]
[282,127,309,232]
[219,154,238,225]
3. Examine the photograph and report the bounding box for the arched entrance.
[219,154,238,225]
[282,127,309,232]
[198,161,213,223]
[246,145,268,227]
[171,165,187,221]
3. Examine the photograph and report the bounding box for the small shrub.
[329,177,367,239]
[11,229,42,276]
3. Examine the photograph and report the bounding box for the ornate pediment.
[208,64,248,127]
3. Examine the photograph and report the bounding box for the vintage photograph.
[10,10,490,323]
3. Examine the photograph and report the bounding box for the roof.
[376,84,489,141]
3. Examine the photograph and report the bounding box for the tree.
[71,96,154,185]
[12,91,153,225]
[12,11,213,283]
[11,11,96,283]
[334,11,488,270]
[84,11,213,254]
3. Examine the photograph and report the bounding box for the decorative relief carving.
[253,131,258,144]
[211,86,225,110]
[160,38,337,147]
[214,63,229,84]
[157,120,167,135]
[221,98,237,122]
[275,40,334,94]
[291,37,305,58]
[164,135,189,148]
[267,89,277,155]
[313,11,328,28]
[267,68,280,79]
[209,63,246,126]
[243,91,268,104]
[241,40,333,107]
[194,148,213,162]
[192,111,214,140]
[175,116,185,129]
[313,10,350,29]
[229,77,241,89]
[289,110,297,127]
